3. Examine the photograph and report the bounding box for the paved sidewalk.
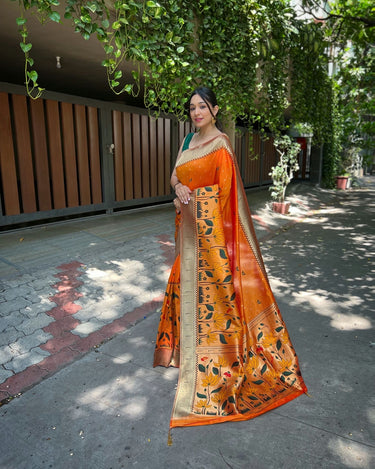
[0,178,374,468]
[0,182,318,403]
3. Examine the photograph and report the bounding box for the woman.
[153,87,307,429]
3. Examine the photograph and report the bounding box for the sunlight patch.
[328,438,372,468]
[293,290,372,331]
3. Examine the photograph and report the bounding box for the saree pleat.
[153,134,307,428]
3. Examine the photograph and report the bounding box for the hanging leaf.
[276,339,282,350]
[197,392,207,399]
[261,364,267,375]
[20,42,32,53]
[198,364,206,373]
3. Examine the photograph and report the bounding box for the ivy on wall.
[12,0,342,183]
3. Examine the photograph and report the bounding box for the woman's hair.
[188,86,222,130]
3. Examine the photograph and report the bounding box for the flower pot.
[336,176,349,190]
[272,202,290,214]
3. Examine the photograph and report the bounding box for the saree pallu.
[154,134,307,428]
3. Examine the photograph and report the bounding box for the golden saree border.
[170,191,197,420]
[176,134,233,168]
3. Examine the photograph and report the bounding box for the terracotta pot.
[336,176,348,190]
[272,202,290,214]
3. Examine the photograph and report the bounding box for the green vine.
[12,0,371,187]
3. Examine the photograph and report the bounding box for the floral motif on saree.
[154,134,307,428]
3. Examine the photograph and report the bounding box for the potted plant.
[269,135,301,214]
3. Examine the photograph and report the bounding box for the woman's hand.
[173,197,181,213]
[174,182,192,205]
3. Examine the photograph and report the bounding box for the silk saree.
[153,133,307,428]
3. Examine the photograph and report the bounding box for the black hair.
[188,86,222,130]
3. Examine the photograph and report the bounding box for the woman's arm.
[171,142,192,205]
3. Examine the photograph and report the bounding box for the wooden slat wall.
[112,111,172,201]
[46,100,66,209]
[12,94,36,213]
[262,136,277,181]
[247,132,261,185]
[0,92,102,217]
[0,93,20,215]
[1,88,288,227]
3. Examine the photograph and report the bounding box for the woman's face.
[189,94,218,130]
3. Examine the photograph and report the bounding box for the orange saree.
[153,134,307,428]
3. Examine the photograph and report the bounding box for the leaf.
[283,371,293,376]
[205,270,213,278]
[228,396,235,404]
[231,361,239,367]
[198,364,206,373]
[276,339,282,350]
[20,42,32,53]
[275,326,283,332]
[177,46,184,53]
[27,70,38,83]
[212,367,219,375]
[206,312,213,320]
[16,17,26,26]
[206,304,214,311]
[222,275,232,283]
[114,70,122,79]
[197,392,207,399]
[257,332,263,341]
[205,228,212,235]
[248,395,258,400]
[219,334,227,344]
[225,319,231,330]
[49,11,61,23]
[252,380,264,385]
[260,364,267,375]
[205,219,213,226]
[222,399,228,409]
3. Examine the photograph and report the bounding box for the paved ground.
[0,178,374,468]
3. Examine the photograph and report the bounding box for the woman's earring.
[212,116,216,125]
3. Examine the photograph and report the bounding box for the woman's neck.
[196,124,220,140]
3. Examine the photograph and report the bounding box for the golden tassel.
[305,391,313,398]
[167,429,173,446]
